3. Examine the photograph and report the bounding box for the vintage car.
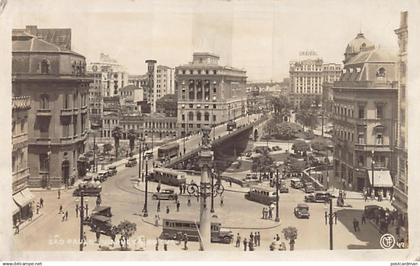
[145,151,153,159]
[279,185,289,193]
[294,203,310,219]
[304,192,331,203]
[107,166,117,176]
[96,170,109,182]
[290,178,304,189]
[125,157,137,167]
[364,205,383,219]
[304,183,315,193]
[73,181,102,197]
[152,189,177,200]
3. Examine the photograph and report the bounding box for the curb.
[19,213,44,231]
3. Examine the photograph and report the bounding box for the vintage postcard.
[1,0,419,262]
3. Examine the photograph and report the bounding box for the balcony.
[60,136,74,144]
[12,96,31,111]
[60,108,74,116]
[353,144,391,152]
[34,137,51,145]
[81,105,88,114]
[36,109,52,116]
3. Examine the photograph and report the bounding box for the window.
[376,67,386,78]
[204,112,209,121]
[358,132,365,144]
[196,112,202,121]
[40,59,50,74]
[376,133,383,145]
[39,154,49,172]
[213,114,216,122]
[358,106,365,119]
[63,94,70,109]
[188,112,194,121]
[21,119,25,132]
[40,94,49,109]
[376,105,384,119]
[181,114,185,121]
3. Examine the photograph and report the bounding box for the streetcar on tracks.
[149,167,187,186]
[244,186,277,205]
[158,142,180,161]
[160,218,234,244]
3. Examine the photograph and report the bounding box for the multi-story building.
[128,74,148,88]
[331,33,398,193]
[289,51,341,108]
[120,113,177,140]
[87,71,102,126]
[120,85,144,113]
[156,94,177,117]
[12,96,33,225]
[176,52,247,136]
[12,27,91,188]
[393,11,408,229]
[88,53,128,97]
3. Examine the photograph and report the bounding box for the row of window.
[12,118,27,136]
[12,149,26,173]
[178,69,218,75]
[334,128,384,145]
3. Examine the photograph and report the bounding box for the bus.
[244,186,277,205]
[160,218,234,244]
[150,167,187,186]
[158,143,180,161]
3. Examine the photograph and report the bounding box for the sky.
[8,0,413,82]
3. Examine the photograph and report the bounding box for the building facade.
[87,71,102,126]
[12,27,91,188]
[12,96,33,225]
[176,52,247,136]
[289,51,341,108]
[128,74,148,88]
[392,11,408,228]
[332,33,398,193]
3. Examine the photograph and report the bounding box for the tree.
[300,96,313,110]
[311,138,328,152]
[282,226,298,251]
[103,143,113,155]
[295,110,318,131]
[112,126,123,159]
[271,95,292,118]
[251,149,273,180]
[127,129,138,156]
[275,122,301,140]
[292,140,310,156]
[116,220,137,250]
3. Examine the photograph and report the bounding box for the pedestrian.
[220,195,224,206]
[361,214,366,224]
[262,207,266,219]
[176,201,180,212]
[65,210,68,221]
[155,237,159,251]
[62,213,65,222]
[243,238,248,251]
[83,232,87,247]
[276,234,280,241]
[154,215,159,227]
[254,232,258,247]
[235,233,241,248]
[268,207,273,219]
[179,184,183,195]
[96,230,101,243]
[290,238,295,251]
[353,218,359,232]
[40,197,44,208]
[250,232,254,244]
[36,203,40,215]
[15,222,19,234]
[119,236,124,250]
[187,196,191,207]
[183,233,188,250]
[85,203,89,217]
[249,239,254,251]
[59,205,63,214]
[166,206,170,214]
[75,204,79,217]
[364,193,368,202]
[58,189,61,199]
[183,183,186,194]
[157,182,161,193]
[157,200,161,212]
[257,232,261,246]
[163,239,168,251]
[229,180,232,187]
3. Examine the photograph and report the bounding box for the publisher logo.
[380,233,395,249]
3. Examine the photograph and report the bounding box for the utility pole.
[275,167,280,222]
[143,160,149,217]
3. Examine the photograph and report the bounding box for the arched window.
[204,112,209,121]
[40,59,50,74]
[196,112,202,121]
[376,67,386,78]
[188,111,194,121]
[40,94,49,109]
[188,80,195,100]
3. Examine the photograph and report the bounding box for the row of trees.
[295,96,320,131]
[111,127,139,159]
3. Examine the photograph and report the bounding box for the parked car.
[107,166,117,176]
[290,178,304,189]
[125,157,137,167]
[304,192,331,203]
[364,205,383,219]
[73,181,102,197]
[152,189,177,200]
[279,185,289,193]
[96,170,109,182]
[145,151,153,159]
[304,183,315,193]
[294,203,310,219]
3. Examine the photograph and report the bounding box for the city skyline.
[9,0,409,81]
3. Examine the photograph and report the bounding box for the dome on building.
[344,32,375,63]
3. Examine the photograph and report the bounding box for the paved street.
[14,155,391,251]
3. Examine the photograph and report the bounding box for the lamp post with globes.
[76,192,89,251]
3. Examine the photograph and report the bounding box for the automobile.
[304,183,315,193]
[279,185,289,193]
[304,191,331,203]
[272,146,282,151]
[245,151,252,158]
[145,151,153,159]
[125,157,137,167]
[73,181,102,197]
[96,170,109,182]
[152,188,177,200]
[294,203,310,219]
[290,178,304,189]
[363,205,383,219]
[107,166,117,176]
[242,173,260,185]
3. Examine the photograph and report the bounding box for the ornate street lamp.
[142,157,149,217]
[76,191,89,251]
[138,133,146,182]
[324,198,337,250]
[371,150,375,198]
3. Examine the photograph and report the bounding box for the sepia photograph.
[1,0,420,263]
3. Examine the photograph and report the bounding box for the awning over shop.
[13,188,35,208]
[368,170,393,188]
[12,198,19,215]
